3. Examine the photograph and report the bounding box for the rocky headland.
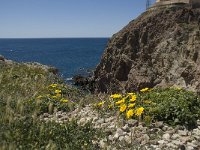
[93,6,200,93]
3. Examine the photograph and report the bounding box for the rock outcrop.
[94,6,200,93]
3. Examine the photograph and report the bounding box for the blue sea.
[0,38,108,80]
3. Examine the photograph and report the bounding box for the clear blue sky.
[0,0,155,38]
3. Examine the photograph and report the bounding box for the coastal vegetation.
[1,60,200,149]
[0,61,104,149]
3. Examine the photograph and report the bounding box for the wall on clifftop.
[94,6,200,93]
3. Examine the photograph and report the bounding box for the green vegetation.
[1,60,200,149]
[144,88,200,128]
[95,88,200,129]
[0,61,104,149]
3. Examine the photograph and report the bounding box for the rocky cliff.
[94,6,200,93]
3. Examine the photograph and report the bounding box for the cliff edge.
[94,6,200,93]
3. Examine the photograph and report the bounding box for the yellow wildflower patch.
[120,104,127,112]
[135,107,144,116]
[110,94,122,99]
[126,109,134,119]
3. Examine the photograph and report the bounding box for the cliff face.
[94,6,200,93]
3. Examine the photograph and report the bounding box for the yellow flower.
[115,99,125,105]
[135,107,144,116]
[52,96,57,99]
[130,95,137,102]
[110,94,122,99]
[128,103,135,108]
[97,101,105,107]
[127,92,136,96]
[120,104,127,112]
[140,88,149,92]
[55,89,62,94]
[47,94,51,97]
[49,84,58,88]
[143,100,152,104]
[56,93,61,97]
[60,98,69,103]
[36,95,43,99]
[108,104,113,109]
[126,109,134,119]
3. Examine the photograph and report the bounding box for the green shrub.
[141,88,200,128]
[94,88,200,129]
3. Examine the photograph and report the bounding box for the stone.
[141,134,150,145]
[105,117,115,123]
[127,119,138,127]
[149,140,158,145]
[162,133,171,140]
[122,124,129,132]
[108,135,113,141]
[186,146,195,150]
[157,140,166,145]
[179,136,191,144]
[43,113,50,117]
[119,136,125,142]
[108,124,115,129]
[171,133,180,140]
[60,116,68,121]
[197,120,200,126]
[124,135,132,144]
[172,140,182,145]
[96,118,105,124]
[191,140,199,146]
[92,117,98,122]
[101,123,109,128]
[192,129,200,136]
[187,142,198,148]
[155,121,164,128]
[113,128,125,140]
[113,133,120,140]
[78,118,86,125]
[178,130,188,136]
[116,128,124,136]
[162,126,168,131]
[43,118,49,121]
[99,140,107,149]
[166,143,177,149]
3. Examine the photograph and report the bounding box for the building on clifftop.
[154,0,200,8]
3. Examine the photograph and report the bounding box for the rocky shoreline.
[40,105,200,150]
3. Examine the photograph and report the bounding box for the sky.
[0,0,156,38]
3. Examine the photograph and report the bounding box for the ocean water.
[0,38,109,79]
